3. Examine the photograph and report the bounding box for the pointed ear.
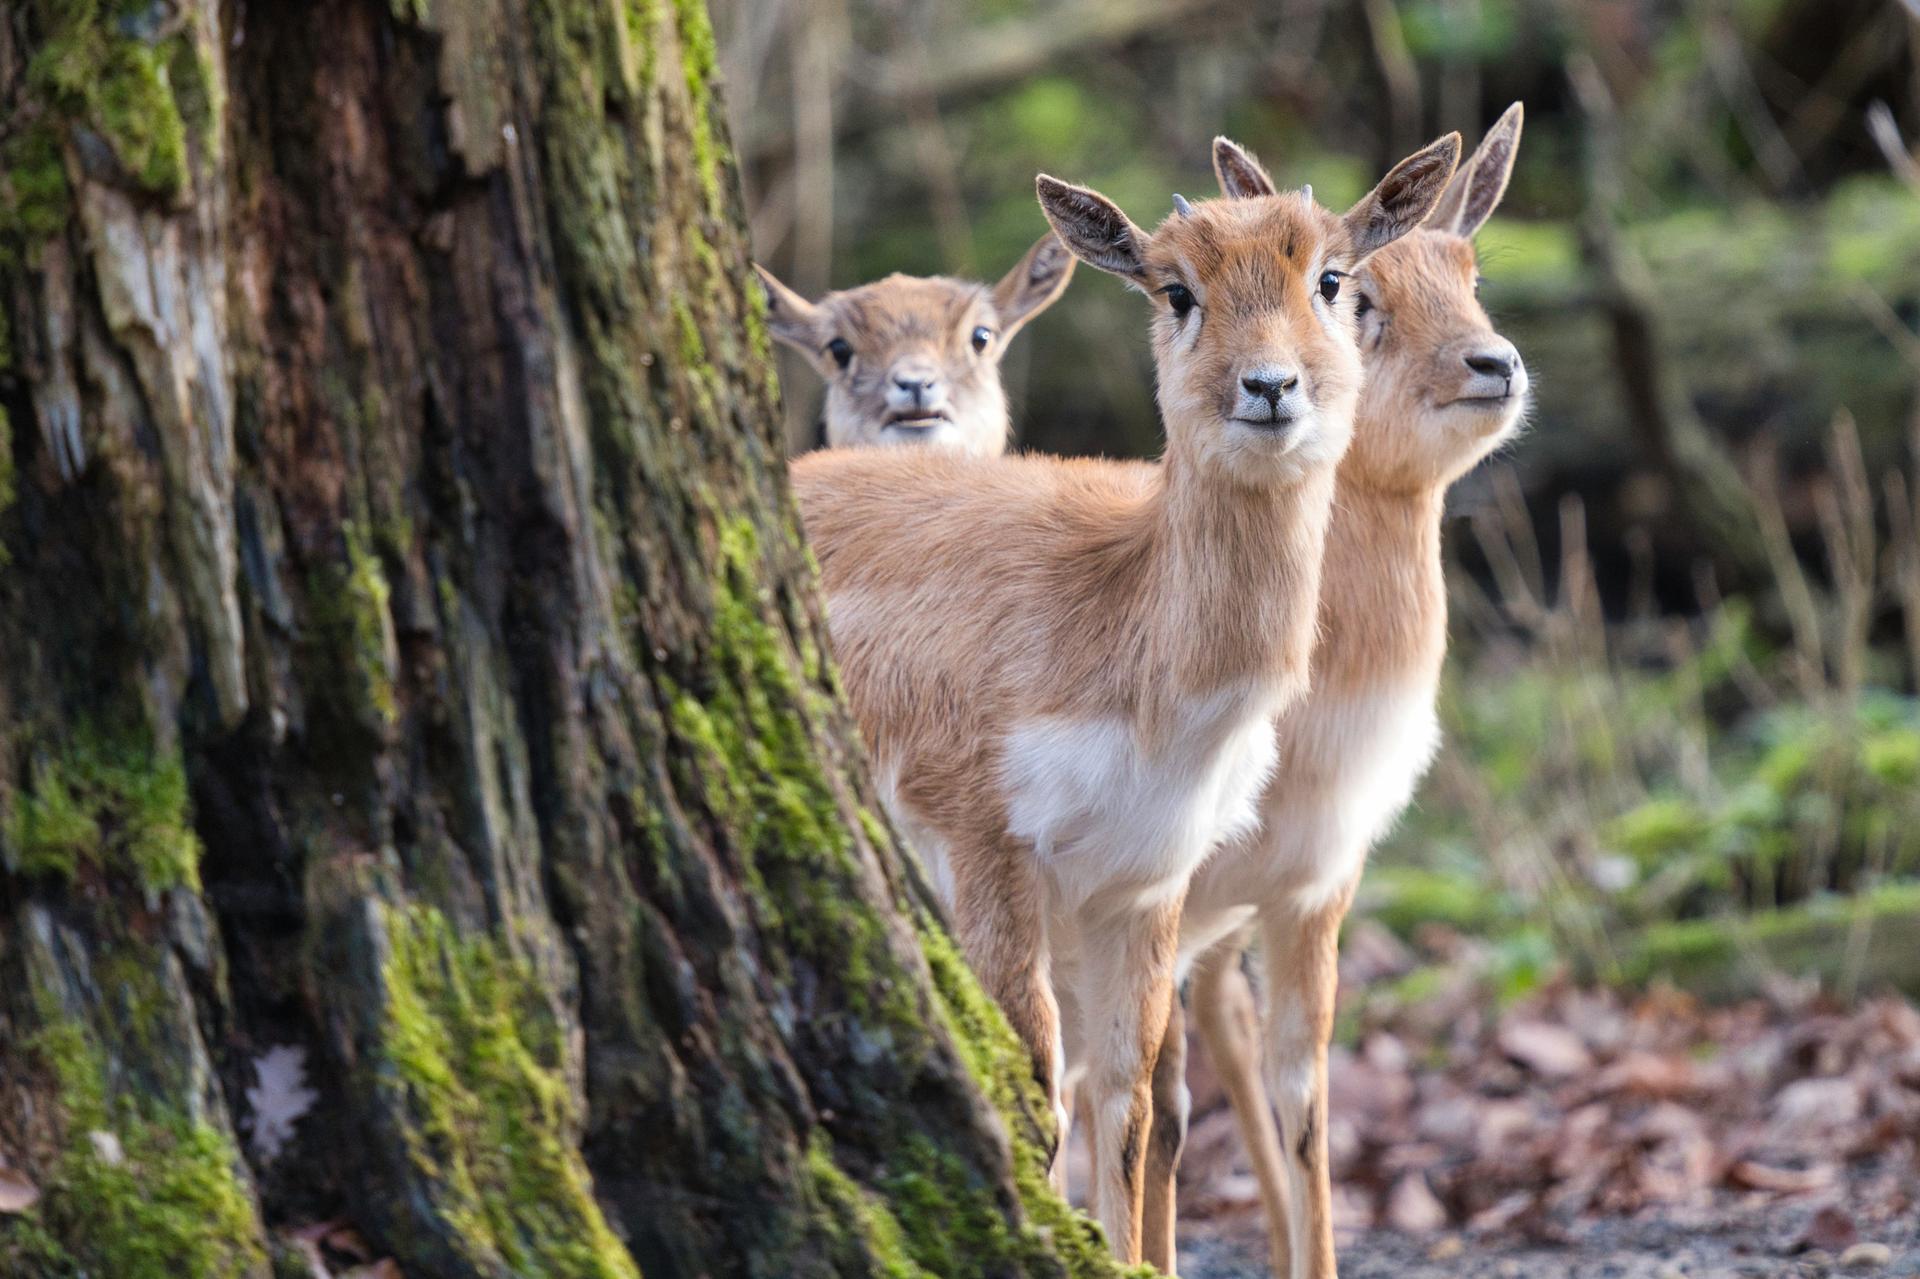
[754,263,825,355]
[1341,133,1463,260]
[1213,136,1277,199]
[1432,102,1523,238]
[989,232,1077,343]
[1035,175,1151,282]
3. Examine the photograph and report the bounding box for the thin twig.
[1867,100,1920,194]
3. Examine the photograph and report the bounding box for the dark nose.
[1241,372,1300,404]
[894,373,937,402]
[1464,350,1514,379]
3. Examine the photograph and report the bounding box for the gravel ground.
[1178,1205,1920,1279]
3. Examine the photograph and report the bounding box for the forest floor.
[1104,922,1920,1279]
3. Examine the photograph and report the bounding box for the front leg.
[950,841,1067,1165]
[1261,882,1358,1279]
[1072,892,1184,1263]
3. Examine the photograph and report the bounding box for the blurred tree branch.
[1568,53,1770,582]
[1868,100,1920,193]
[740,0,1229,166]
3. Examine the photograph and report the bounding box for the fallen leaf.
[246,1044,319,1165]
[1386,1172,1448,1233]
[1497,1020,1593,1078]
[0,1166,40,1213]
[1838,1241,1893,1269]
[1728,1159,1835,1195]
[1770,1076,1863,1137]
[1793,1204,1858,1252]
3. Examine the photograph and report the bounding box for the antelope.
[1127,107,1531,1277]
[756,233,1076,456]
[790,134,1463,1262]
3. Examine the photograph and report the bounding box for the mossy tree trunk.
[0,3,1136,1276]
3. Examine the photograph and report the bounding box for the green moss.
[666,518,907,1020]
[9,1019,267,1278]
[342,521,400,730]
[663,518,1147,1275]
[10,757,102,879]
[29,0,192,197]
[4,727,202,894]
[743,269,775,373]
[803,1133,934,1279]
[376,903,642,1279]
[912,914,1155,1278]
[0,121,71,261]
[0,402,15,522]
[671,0,727,218]
[166,30,224,168]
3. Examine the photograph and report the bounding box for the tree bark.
[0,4,1135,1277]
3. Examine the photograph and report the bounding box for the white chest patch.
[1185,681,1442,930]
[999,684,1282,910]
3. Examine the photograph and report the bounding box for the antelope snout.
[1231,363,1307,428]
[1456,337,1527,403]
[883,357,952,427]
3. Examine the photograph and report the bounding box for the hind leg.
[1142,987,1189,1273]
[1192,941,1292,1277]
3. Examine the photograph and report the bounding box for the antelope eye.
[1162,284,1195,318]
[826,337,853,369]
[1354,292,1374,318]
[971,325,993,353]
[1318,271,1343,303]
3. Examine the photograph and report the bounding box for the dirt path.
[1179,1207,1920,1279]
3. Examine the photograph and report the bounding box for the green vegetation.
[24,0,200,198]
[667,517,906,1017]
[375,903,643,1279]
[1360,414,1920,1004]
[342,522,400,730]
[4,1020,267,1278]
[4,727,203,895]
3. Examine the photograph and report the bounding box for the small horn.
[1300,184,1313,205]
[1172,193,1194,218]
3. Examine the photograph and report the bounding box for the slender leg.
[1191,942,1292,1279]
[1142,988,1189,1274]
[950,846,1066,1171]
[1051,1080,1076,1197]
[1261,885,1356,1279]
[1073,892,1183,1263]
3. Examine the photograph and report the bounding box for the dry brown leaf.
[0,1166,40,1214]
[1497,1020,1594,1078]
[1794,1203,1859,1252]
[1386,1173,1448,1233]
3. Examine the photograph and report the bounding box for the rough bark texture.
[0,3,1143,1276]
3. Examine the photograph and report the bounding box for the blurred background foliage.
[710,0,1920,1006]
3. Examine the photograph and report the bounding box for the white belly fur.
[1181,680,1442,962]
[1000,683,1283,913]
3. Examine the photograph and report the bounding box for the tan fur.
[794,136,1461,1263]
[756,233,1074,456]
[1132,107,1530,1277]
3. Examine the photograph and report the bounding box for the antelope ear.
[754,263,825,355]
[1432,102,1524,237]
[1035,175,1151,282]
[989,232,1077,343]
[1213,135,1277,199]
[1342,133,1462,260]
